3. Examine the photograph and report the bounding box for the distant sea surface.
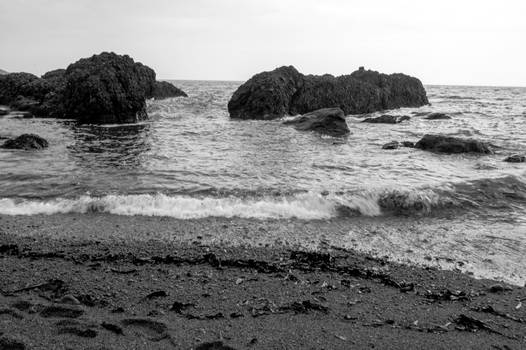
[1,81,525,284]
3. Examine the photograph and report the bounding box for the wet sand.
[0,213,525,349]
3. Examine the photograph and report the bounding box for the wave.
[0,175,525,219]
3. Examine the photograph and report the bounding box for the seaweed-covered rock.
[283,108,349,136]
[362,115,410,124]
[62,52,156,123]
[415,134,492,154]
[2,134,49,150]
[228,66,428,120]
[150,81,187,99]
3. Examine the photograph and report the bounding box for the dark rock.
[0,336,26,350]
[2,134,49,150]
[58,327,97,338]
[425,112,451,120]
[0,72,51,105]
[415,134,492,154]
[150,81,187,99]
[228,66,428,120]
[170,301,194,313]
[278,300,329,314]
[504,155,525,163]
[362,115,410,124]
[488,283,512,293]
[282,107,349,136]
[195,341,237,350]
[401,141,415,148]
[40,305,84,318]
[382,141,399,150]
[143,290,167,300]
[101,322,123,335]
[62,52,156,123]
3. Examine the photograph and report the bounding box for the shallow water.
[0,81,525,284]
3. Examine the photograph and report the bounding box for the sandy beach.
[1,214,525,349]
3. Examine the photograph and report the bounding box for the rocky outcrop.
[150,81,188,99]
[362,115,410,124]
[2,134,49,150]
[0,53,187,123]
[61,52,156,123]
[228,66,428,120]
[415,134,492,154]
[282,108,349,136]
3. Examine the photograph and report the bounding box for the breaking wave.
[1,175,524,220]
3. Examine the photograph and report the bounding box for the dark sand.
[0,214,525,349]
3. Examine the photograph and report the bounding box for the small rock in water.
[362,115,410,124]
[488,283,511,293]
[2,134,49,150]
[425,112,451,120]
[195,341,238,350]
[382,141,399,150]
[401,141,415,148]
[415,134,492,154]
[504,155,525,163]
[0,336,26,350]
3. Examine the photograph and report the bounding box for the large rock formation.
[150,81,188,99]
[0,52,187,123]
[228,66,428,120]
[62,52,156,123]
[2,134,49,150]
[415,134,492,154]
[282,108,350,136]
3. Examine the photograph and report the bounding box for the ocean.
[0,81,525,284]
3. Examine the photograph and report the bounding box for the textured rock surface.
[362,115,410,124]
[0,53,187,122]
[61,52,156,123]
[150,81,188,99]
[415,134,492,154]
[283,108,349,136]
[228,66,428,120]
[2,134,49,150]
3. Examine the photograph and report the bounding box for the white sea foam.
[0,193,381,219]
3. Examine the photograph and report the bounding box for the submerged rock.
[402,141,415,148]
[504,155,525,163]
[415,134,492,154]
[425,112,452,120]
[382,141,400,149]
[283,107,350,136]
[362,115,410,124]
[2,134,49,150]
[228,66,428,120]
[150,81,188,99]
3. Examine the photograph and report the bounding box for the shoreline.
[0,214,525,349]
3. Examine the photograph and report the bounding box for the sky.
[1,0,525,86]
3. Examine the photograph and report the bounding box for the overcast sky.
[1,0,525,86]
